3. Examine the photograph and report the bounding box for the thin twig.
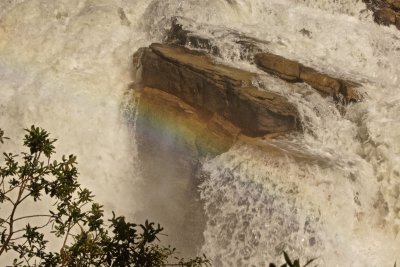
[14,214,51,222]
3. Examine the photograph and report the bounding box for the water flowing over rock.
[165,17,265,59]
[167,18,362,103]
[127,6,400,264]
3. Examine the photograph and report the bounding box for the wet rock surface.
[363,0,400,29]
[133,43,299,137]
[255,54,361,102]
[137,87,240,156]
[255,52,301,82]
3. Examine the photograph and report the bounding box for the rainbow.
[133,87,238,156]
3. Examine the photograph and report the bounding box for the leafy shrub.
[0,126,209,267]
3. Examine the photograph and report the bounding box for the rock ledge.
[133,43,299,138]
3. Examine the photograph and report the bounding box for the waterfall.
[0,0,399,266]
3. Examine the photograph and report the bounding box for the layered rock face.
[133,43,299,138]
[254,54,360,102]
[363,0,400,29]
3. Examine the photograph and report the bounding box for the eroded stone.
[133,43,299,136]
[254,53,300,82]
[299,66,341,96]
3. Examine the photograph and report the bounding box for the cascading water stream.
[0,0,399,266]
[0,0,155,217]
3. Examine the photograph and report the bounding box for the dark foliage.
[268,252,317,267]
[0,126,210,267]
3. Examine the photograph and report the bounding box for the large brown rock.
[299,67,362,102]
[254,53,300,82]
[133,43,299,137]
[299,66,342,96]
[254,53,361,102]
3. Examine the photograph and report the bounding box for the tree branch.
[14,214,51,222]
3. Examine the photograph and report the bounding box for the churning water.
[0,0,399,266]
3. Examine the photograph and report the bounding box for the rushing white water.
[0,0,399,266]
[0,0,151,216]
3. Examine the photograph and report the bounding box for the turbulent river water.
[0,0,399,266]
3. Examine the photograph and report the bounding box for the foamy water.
[0,0,152,217]
[0,0,399,266]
